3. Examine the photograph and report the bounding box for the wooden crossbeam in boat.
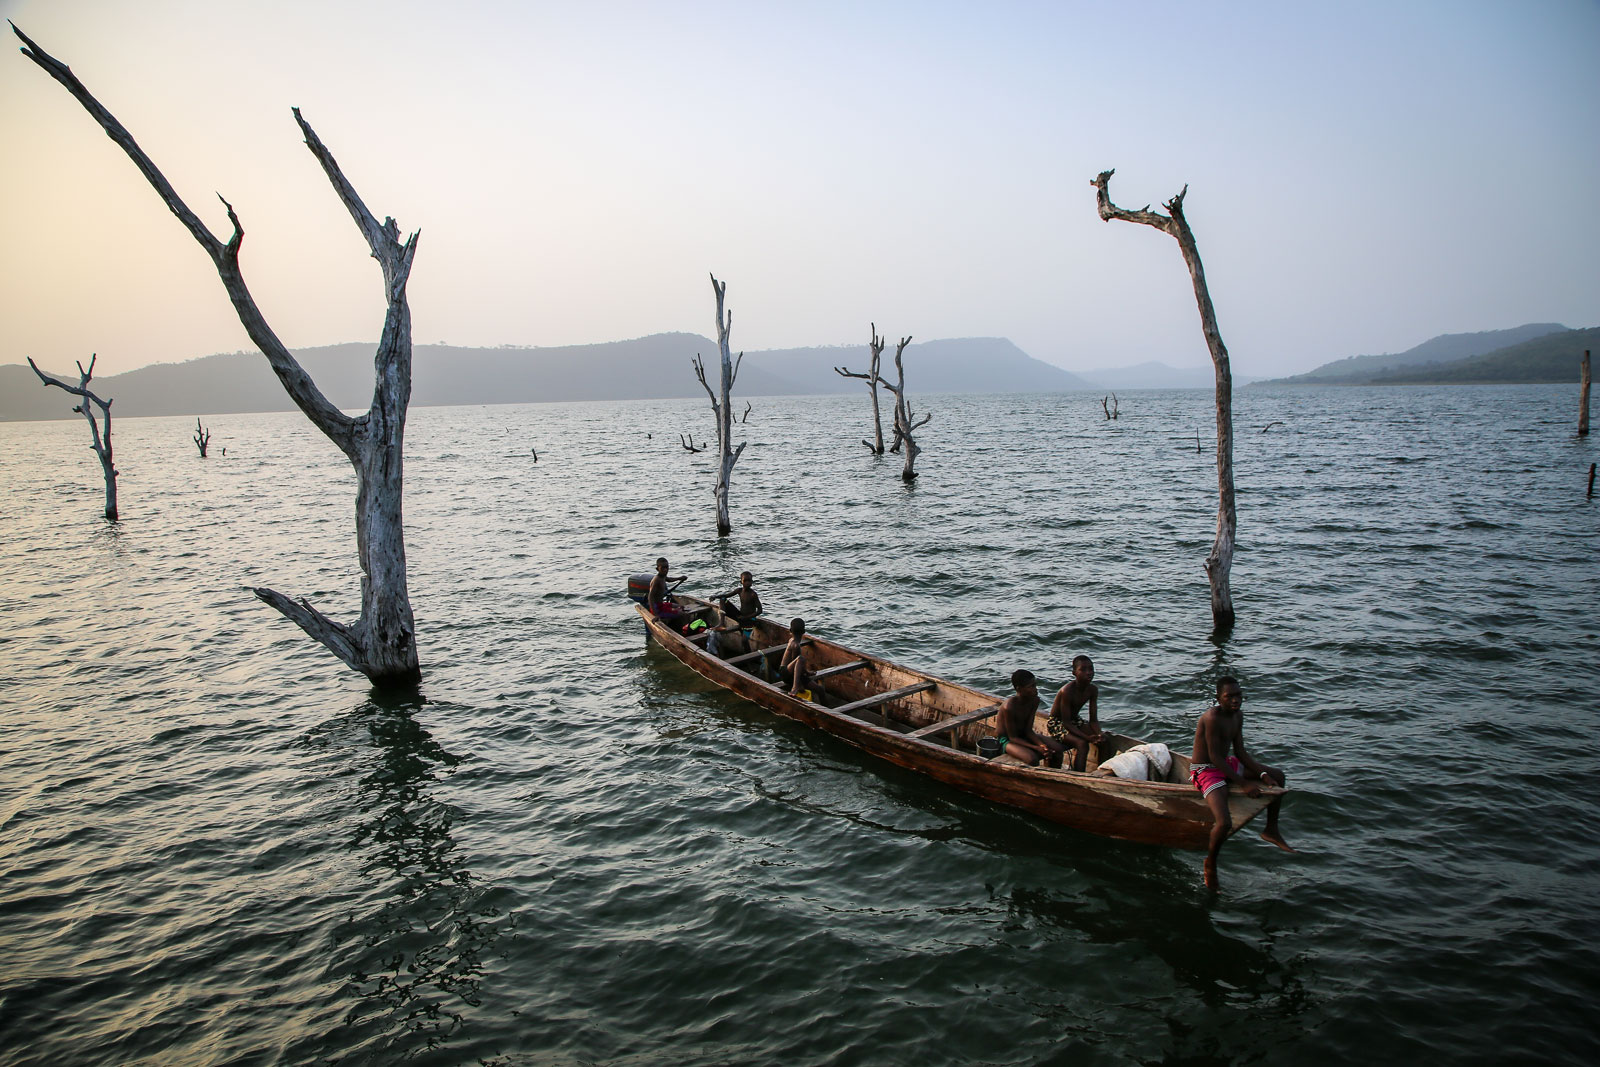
[812,659,870,680]
[905,704,1002,739]
[723,638,810,667]
[830,681,935,718]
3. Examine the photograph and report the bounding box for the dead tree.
[679,433,706,453]
[1580,349,1591,437]
[1102,393,1120,420]
[877,336,931,481]
[835,324,888,453]
[28,354,118,521]
[17,26,421,684]
[741,401,752,424]
[1094,168,1237,631]
[194,418,211,457]
[692,274,747,536]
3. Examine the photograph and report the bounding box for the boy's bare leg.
[1004,740,1041,765]
[1203,788,1231,891]
[1257,767,1295,852]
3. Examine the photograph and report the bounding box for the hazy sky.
[2,0,1596,378]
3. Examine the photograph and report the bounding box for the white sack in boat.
[1098,743,1173,781]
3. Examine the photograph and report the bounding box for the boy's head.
[1216,676,1243,708]
[1071,655,1094,681]
[1011,668,1036,693]
[790,617,806,637]
[740,571,753,585]
[655,557,669,574]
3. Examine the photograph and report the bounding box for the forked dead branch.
[1093,168,1238,632]
[27,353,118,521]
[835,324,888,453]
[693,274,748,536]
[878,335,932,481]
[16,24,422,684]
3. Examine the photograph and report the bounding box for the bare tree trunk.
[28,354,118,521]
[1093,168,1236,632]
[18,26,420,685]
[1580,349,1591,437]
[835,324,887,452]
[877,336,932,482]
[194,418,211,457]
[693,274,747,537]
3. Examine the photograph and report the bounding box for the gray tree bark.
[28,354,118,521]
[878,336,931,482]
[18,25,421,684]
[693,274,747,537]
[1093,168,1236,631]
[835,324,887,453]
[1580,349,1591,437]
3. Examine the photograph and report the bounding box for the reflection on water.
[299,695,507,1060]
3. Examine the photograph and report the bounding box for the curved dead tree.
[17,26,421,684]
[1093,168,1236,631]
[1102,394,1120,420]
[878,335,931,482]
[194,418,211,457]
[28,354,117,521]
[692,274,747,536]
[835,324,888,453]
[679,433,706,454]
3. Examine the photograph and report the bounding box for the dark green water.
[2,386,1596,1065]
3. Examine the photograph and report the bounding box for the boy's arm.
[1231,718,1272,781]
[1087,684,1101,737]
[1047,686,1068,720]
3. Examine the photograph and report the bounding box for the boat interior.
[662,598,1195,786]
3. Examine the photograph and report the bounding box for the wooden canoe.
[636,601,1286,851]
[637,596,1284,850]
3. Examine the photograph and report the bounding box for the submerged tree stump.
[693,274,747,537]
[18,25,421,685]
[878,336,931,481]
[1580,349,1591,437]
[836,325,888,453]
[194,418,211,457]
[28,354,117,521]
[1093,168,1237,632]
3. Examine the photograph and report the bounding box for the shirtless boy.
[1048,655,1105,772]
[1191,676,1294,890]
[997,670,1065,767]
[716,571,763,628]
[648,557,685,622]
[780,618,813,700]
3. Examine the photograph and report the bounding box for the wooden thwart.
[724,638,810,667]
[812,659,870,680]
[905,704,1002,739]
[830,681,935,717]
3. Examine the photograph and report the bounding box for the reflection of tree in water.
[305,694,509,1060]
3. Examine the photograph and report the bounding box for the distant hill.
[1,333,1089,422]
[1079,361,1264,390]
[1369,326,1600,384]
[1265,323,1571,385]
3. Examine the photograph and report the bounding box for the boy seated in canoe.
[648,556,687,623]
[716,571,763,631]
[780,618,814,701]
[1048,655,1105,772]
[1191,676,1294,890]
[997,669,1065,767]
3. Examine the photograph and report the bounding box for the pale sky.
[2,0,1596,379]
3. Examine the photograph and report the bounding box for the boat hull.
[638,600,1279,850]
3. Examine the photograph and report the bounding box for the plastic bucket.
[977,736,1002,759]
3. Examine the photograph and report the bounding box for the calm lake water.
[1,384,1596,1065]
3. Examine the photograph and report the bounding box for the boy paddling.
[1191,676,1294,890]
